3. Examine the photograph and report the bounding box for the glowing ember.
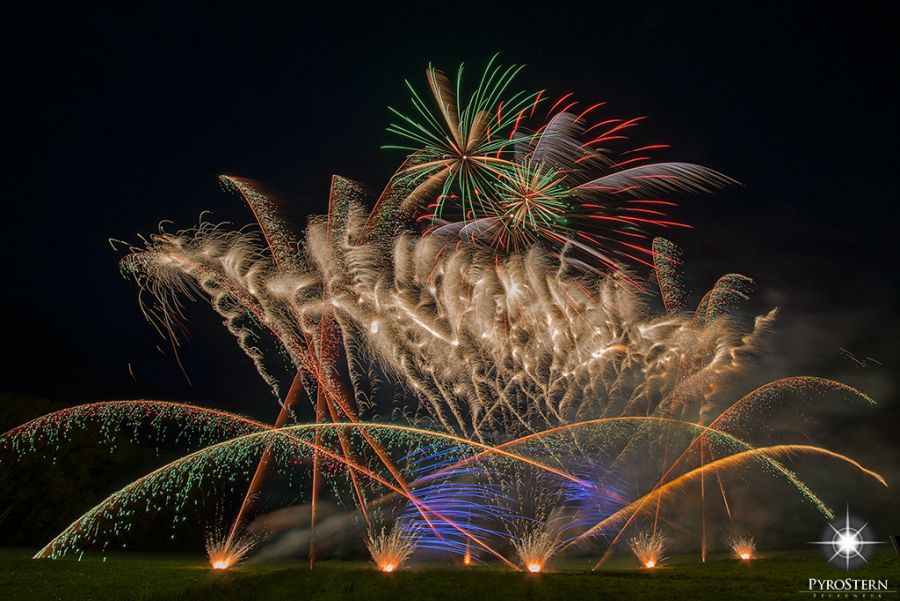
[740,553,751,560]
[527,563,542,573]
[381,564,396,573]
[463,554,472,566]
[211,560,230,570]
[644,560,656,569]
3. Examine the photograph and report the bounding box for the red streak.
[547,92,575,115]
[575,102,607,122]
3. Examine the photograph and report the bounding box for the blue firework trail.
[558,463,630,544]
[396,444,630,559]
[398,444,516,561]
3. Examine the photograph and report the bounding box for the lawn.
[1,548,898,600]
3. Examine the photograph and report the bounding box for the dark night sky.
[6,4,899,427]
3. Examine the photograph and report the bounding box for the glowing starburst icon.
[810,506,884,571]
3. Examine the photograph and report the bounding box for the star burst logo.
[810,506,884,571]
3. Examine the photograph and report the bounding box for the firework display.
[0,58,888,573]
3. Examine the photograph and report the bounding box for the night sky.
[8,4,899,429]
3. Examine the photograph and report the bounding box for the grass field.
[1,548,898,600]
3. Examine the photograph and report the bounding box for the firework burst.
[482,157,571,251]
[391,60,735,276]
[386,55,538,217]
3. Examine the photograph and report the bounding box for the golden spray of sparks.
[730,535,756,561]
[630,530,666,569]
[365,524,418,573]
[512,518,564,574]
[123,208,777,442]
[205,528,258,570]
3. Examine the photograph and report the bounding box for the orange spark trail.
[225,370,307,551]
[567,444,887,569]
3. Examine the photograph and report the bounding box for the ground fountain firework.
[630,530,667,569]
[729,534,756,561]
[511,514,566,573]
[365,523,418,572]
[206,528,259,570]
[0,57,888,573]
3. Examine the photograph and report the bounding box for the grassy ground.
[1,548,898,601]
